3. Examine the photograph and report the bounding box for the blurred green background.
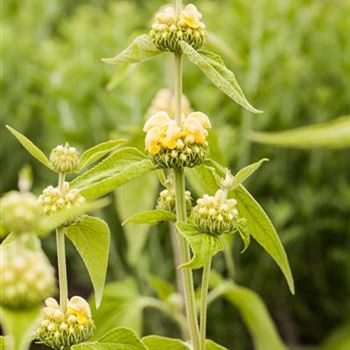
[1,0,350,349]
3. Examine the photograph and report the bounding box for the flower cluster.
[146,88,191,118]
[150,4,207,52]
[0,245,55,309]
[192,189,239,235]
[144,111,211,168]
[50,144,80,174]
[36,297,94,349]
[38,182,85,225]
[157,188,192,215]
[0,191,42,235]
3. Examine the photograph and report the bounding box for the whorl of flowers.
[157,187,192,215]
[146,88,191,118]
[150,4,207,52]
[192,189,239,235]
[0,244,56,309]
[38,182,85,225]
[36,297,94,349]
[0,191,42,235]
[143,111,211,168]
[50,144,79,174]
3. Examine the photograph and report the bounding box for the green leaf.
[0,336,5,350]
[102,34,162,65]
[115,172,158,266]
[90,279,143,339]
[143,336,190,350]
[38,198,109,235]
[78,139,127,171]
[211,276,288,350]
[6,125,52,169]
[71,147,155,200]
[148,275,175,301]
[230,186,294,294]
[229,158,269,190]
[72,328,148,350]
[186,165,221,196]
[206,339,229,350]
[249,116,350,149]
[235,218,251,253]
[123,210,176,226]
[318,323,350,350]
[0,306,41,350]
[66,216,110,308]
[180,42,262,114]
[175,221,223,269]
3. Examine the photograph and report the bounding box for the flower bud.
[36,296,94,349]
[0,244,56,309]
[156,188,192,215]
[50,144,79,174]
[150,4,207,52]
[0,191,42,235]
[192,189,239,235]
[38,182,85,226]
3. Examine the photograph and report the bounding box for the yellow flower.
[181,4,202,29]
[67,296,91,325]
[143,111,170,132]
[183,115,208,144]
[187,111,212,129]
[145,127,164,155]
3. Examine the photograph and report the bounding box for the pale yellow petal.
[143,111,170,132]
[187,111,212,129]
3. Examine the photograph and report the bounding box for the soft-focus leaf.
[38,198,109,235]
[180,42,261,114]
[115,172,158,266]
[72,327,147,350]
[318,323,350,350]
[211,276,287,350]
[229,158,269,190]
[102,34,162,65]
[123,210,176,226]
[230,186,294,294]
[90,279,143,338]
[148,275,175,301]
[176,221,223,269]
[186,165,221,196]
[71,148,155,200]
[0,336,5,350]
[66,216,110,308]
[6,125,52,169]
[0,306,41,350]
[235,218,251,253]
[78,139,126,171]
[206,339,229,350]
[249,116,350,149]
[143,336,190,350]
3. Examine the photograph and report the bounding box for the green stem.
[200,257,212,350]
[175,0,182,15]
[56,173,68,311]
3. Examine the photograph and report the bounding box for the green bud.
[36,296,94,349]
[50,144,79,174]
[38,182,85,226]
[152,143,207,169]
[0,191,42,235]
[156,188,192,215]
[193,190,239,235]
[0,243,56,309]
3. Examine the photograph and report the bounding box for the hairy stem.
[56,173,68,310]
[172,20,200,347]
[200,257,212,350]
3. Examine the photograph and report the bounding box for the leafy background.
[1,0,349,349]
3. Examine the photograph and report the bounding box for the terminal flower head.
[181,4,202,29]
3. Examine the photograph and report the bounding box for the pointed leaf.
[6,125,52,169]
[38,198,109,235]
[143,336,190,350]
[206,339,229,350]
[175,221,223,269]
[249,116,350,149]
[123,210,176,226]
[0,306,41,350]
[180,42,262,114]
[229,158,269,190]
[66,216,110,308]
[235,218,251,253]
[79,139,127,171]
[230,186,294,294]
[186,165,221,196]
[72,328,148,350]
[102,34,162,65]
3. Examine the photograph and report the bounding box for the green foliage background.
[2,0,349,349]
